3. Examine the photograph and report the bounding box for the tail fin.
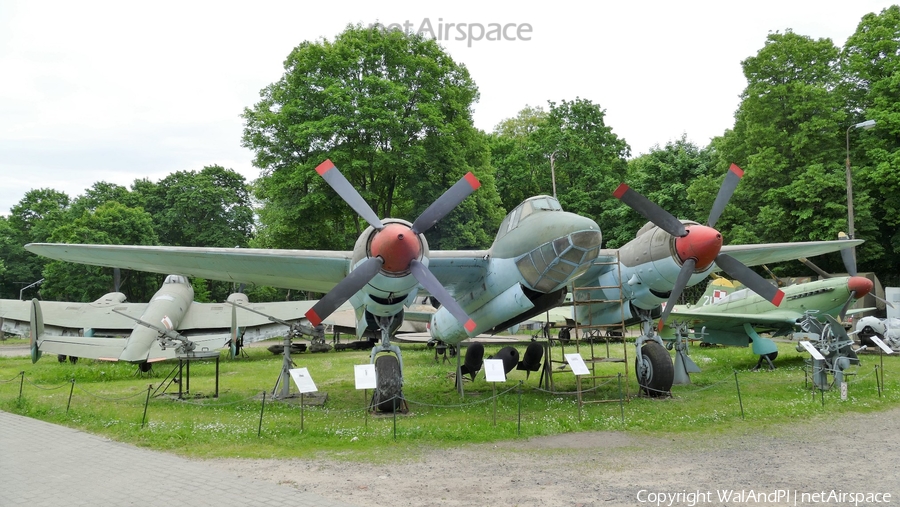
[29,298,44,363]
[695,278,740,307]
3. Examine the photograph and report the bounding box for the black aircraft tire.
[374,355,402,413]
[68,356,78,364]
[635,341,674,397]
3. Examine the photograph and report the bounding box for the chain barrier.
[0,371,24,383]
[531,376,619,396]
[71,384,151,402]
[3,356,896,439]
[22,376,71,391]
[171,392,263,407]
[403,383,522,410]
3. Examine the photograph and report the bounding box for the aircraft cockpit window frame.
[529,196,562,212]
[164,275,188,285]
[506,207,519,233]
[496,196,564,242]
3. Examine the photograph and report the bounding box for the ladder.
[542,254,630,403]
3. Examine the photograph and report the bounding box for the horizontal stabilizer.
[38,335,127,361]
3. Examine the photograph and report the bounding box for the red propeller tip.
[464,172,481,190]
[613,183,630,199]
[657,320,664,333]
[771,290,785,307]
[315,159,336,176]
[464,319,477,333]
[305,309,323,327]
[728,163,745,178]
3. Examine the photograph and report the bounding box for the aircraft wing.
[24,244,353,294]
[38,335,129,360]
[25,244,494,298]
[37,333,231,362]
[0,298,146,337]
[201,299,320,344]
[719,239,863,268]
[668,307,803,332]
[182,300,316,330]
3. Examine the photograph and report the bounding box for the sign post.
[484,359,506,426]
[289,368,318,432]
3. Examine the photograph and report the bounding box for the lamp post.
[549,151,559,199]
[845,119,876,239]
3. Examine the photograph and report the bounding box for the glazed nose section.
[848,276,873,297]
[515,215,602,293]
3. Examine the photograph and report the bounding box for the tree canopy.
[242,24,503,252]
[3,9,900,303]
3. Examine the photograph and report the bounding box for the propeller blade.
[659,258,697,330]
[715,254,785,306]
[839,291,858,321]
[315,160,384,230]
[707,164,744,228]
[614,184,687,237]
[409,258,476,333]
[305,256,384,327]
[411,173,481,235]
[838,232,858,276]
[113,267,121,293]
[799,257,832,279]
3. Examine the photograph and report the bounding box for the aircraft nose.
[848,276,873,297]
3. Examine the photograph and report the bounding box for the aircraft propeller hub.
[675,225,722,270]
[847,276,873,297]
[369,222,422,273]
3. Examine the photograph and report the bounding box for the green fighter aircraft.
[664,274,874,379]
[25,161,861,409]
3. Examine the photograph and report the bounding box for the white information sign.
[354,364,377,389]
[799,341,826,361]
[869,335,895,354]
[289,367,318,393]
[484,359,507,382]
[564,353,590,376]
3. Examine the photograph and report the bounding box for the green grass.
[1,339,898,461]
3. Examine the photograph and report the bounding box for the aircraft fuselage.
[117,275,194,363]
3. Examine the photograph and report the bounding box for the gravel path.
[210,406,900,507]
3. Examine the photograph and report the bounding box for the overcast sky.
[0,0,893,216]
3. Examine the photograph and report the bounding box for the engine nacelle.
[430,284,535,344]
[605,221,716,310]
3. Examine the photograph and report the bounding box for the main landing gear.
[369,315,408,413]
[634,318,674,397]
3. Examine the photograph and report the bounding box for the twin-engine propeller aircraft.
[26,160,604,410]
[25,161,862,407]
[665,274,873,372]
[0,275,318,371]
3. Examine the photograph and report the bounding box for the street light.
[549,151,559,199]
[845,119,876,239]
